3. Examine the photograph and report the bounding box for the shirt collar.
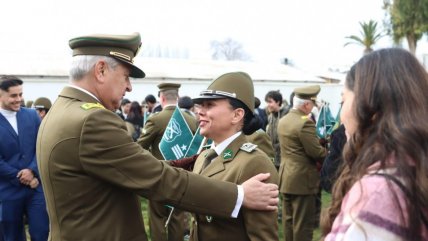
[163,104,176,108]
[67,84,101,103]
[0,108,18,116]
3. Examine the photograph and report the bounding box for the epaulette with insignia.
[255,128,264,133]
[80,103,105,110]
[240,143,258,153]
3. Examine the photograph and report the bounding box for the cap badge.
[200,90,236,98]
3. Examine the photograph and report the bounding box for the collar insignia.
[223,149,233,159]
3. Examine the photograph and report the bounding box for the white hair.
[69,55,120,81]
[293,95,312,108]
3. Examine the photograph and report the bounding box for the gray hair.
[293,95,311,108]
[69,55,120,81]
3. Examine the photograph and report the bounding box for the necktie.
[201,149,217,170]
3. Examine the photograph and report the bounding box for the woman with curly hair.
[321,48,428,240]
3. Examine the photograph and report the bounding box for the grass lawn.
[25,192,331,240]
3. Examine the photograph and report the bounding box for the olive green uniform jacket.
[191,134,279,241]
[277,109,326,195]
[36,87,238,241]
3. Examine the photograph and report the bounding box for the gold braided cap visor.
[69,33,144,78]
[193,90,238,104]
[72,47,144,78]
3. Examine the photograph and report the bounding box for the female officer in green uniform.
[190,72,279,241]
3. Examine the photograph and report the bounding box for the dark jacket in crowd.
[266,106,290,169]
[320,124,346,193]
[254,107,268,131]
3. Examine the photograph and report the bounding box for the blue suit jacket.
[0,107,41,200]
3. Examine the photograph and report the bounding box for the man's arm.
[170,157,279,212]
[80,110,278,218]
[300,120,327,159]
[242,173,279,211]
[0,156,21,186]
[20,110,41,185]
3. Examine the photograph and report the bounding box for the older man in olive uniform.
[36,33,279,241]
[277,85,326,241]
[138,83,197,241]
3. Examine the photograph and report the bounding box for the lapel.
[16,109,27,146]
[0,110,19,139]
[201,134,247,177]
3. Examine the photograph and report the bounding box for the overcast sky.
[1,0,425,73]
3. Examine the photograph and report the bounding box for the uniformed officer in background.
[33,97,52,120]
[26,100,34,108]
[138,83,197,241]
[277,85,327,241]
[190,72,279,241]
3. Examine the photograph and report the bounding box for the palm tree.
[345,20,384,55]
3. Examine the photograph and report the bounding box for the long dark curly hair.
[321,48,428,240]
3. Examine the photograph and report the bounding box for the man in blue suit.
[0,76,49,241]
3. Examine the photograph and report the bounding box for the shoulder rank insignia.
[80,103,105,110]
[256,128,264,133]
[240,143,258,153]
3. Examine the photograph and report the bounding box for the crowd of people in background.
[1,32,427,241]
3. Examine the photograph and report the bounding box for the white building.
[0,57,344,115]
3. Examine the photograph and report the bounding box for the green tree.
[345,20,384,55]
[384,0,428,54]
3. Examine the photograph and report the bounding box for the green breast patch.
[222,149,233,159]
[80,103,105,110]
